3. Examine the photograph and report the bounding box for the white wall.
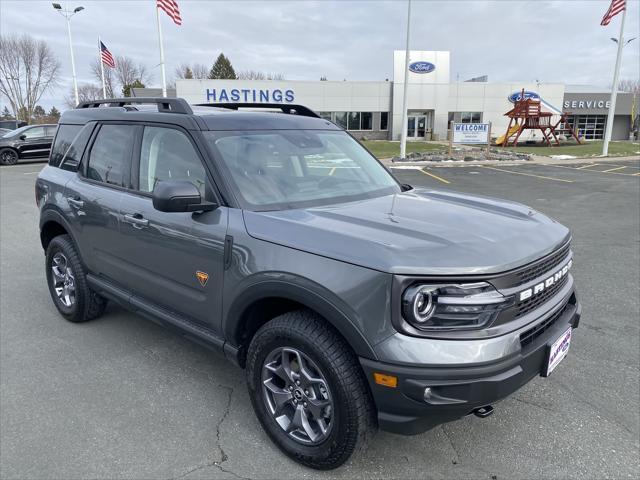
[176,79,392,113]
[391,51,451,139]
[449,83,566,141]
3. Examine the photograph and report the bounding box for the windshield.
[204,130,400,210]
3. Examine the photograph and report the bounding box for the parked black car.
[0,124,57,165]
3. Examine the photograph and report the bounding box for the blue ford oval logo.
[508,90,540,103]
[409,61,436,74]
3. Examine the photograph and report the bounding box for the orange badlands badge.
[195,271,209,287]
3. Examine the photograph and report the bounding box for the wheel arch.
[40,208,77,251]
[225,279,378,368]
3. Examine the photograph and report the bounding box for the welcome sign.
[452,123,490,144]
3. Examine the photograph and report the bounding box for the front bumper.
[360,299,581,435]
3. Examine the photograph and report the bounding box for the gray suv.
[36,98,580,470]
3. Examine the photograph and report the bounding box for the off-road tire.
[45,234,106,322]
[246,310,377,470]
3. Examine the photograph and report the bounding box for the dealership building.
[135,50,637,142]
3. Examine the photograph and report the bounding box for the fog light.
[423,387,432,401]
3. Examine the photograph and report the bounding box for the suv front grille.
[514,242,571,287]
[515,274,569,318]
[520,302,569,348]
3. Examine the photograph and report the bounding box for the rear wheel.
[246,310,377,470]
[0,148,18,165]
[45,235,106,322]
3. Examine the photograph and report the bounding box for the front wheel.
[246,310,377,470]
[0,148,18,165]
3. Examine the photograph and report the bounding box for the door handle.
[123,213,149,229]
[67,197,84,208]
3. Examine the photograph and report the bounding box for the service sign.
[452,123,490,144]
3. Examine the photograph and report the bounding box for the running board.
[86,274,238,364]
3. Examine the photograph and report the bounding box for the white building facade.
[163,51,635,142]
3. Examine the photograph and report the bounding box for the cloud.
[1,0,638,111]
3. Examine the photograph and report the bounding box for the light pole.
[52,3,84,106]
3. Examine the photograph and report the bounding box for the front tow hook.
[473,405,494,418]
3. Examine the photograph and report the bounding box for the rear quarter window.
[49,125,82,167]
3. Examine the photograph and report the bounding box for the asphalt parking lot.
[1,159,639,479]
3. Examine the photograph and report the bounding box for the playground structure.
[497,89,582,147]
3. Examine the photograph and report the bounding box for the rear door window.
[86,124,136,187]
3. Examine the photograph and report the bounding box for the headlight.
[401,282,513,331]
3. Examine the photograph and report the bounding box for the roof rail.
[76,97,193,115]
[193,103,320,118]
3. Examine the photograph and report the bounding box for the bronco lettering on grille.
[518,259,573,302]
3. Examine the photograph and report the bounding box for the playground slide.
[495,125,520,145]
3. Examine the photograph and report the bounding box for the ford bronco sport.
[36,98,580,470]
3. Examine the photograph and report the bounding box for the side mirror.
[152,181,217,213]
[19,134,27,140]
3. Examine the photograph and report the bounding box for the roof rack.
[76,97,193,115]
[193,103,320,118]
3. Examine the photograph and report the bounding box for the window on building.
[448,112,483,124]
[334,112,348,129]
[348,112,361,130]
[318,112,332,121]
[566,115,606,140]
[361,112,373,130]
[86,124,135,187]
[380,112,389,131]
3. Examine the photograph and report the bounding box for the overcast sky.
[1,0,639,111]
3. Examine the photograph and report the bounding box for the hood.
[243,189,570,275]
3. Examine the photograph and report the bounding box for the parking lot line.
[479,165,573,183]
[577,163,601,169]
[602,166,627,173]
[548,164,640,177]
[420,168,450,184]
[329,167,336,176]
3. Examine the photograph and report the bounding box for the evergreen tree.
[1,106,13,120]
[33,105,46,119]
[48,106,61,121]
[184,67,194,79]
[122,79,145,97]
[208,53,237,79]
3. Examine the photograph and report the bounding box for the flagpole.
[99,37,107,99]
[399,0,412,159]
[602,7,626,156]
[156,5,168,98]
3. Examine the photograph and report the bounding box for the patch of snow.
[550,155,577,160]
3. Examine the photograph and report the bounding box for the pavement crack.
[171,384,252,480]
[214,384,234,466]
[441,425,461,465]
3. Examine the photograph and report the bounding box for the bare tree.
[192,63,208,79]
[89,58,116,98]
[619,79,640,94]
[64,83,102,108]
[0,34,60,123]
[237,70,286,81]
[174,63,194,80]
[114,56,151,95]
[175,62,208,81]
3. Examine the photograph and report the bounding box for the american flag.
[601,0,626,26]
[100,41,116,68]
[157,0,182,26]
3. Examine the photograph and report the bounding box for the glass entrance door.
[407,117,416,137]
[407,113,431,139]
